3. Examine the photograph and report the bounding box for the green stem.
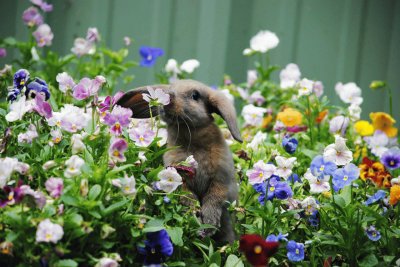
[387,85,393,117]
[306,96,314,148]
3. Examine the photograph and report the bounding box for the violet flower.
[99,91,124,115]
[72,76,106,100]
[139,46,164,67]
[22,7,43,27]
[0,48,6,58]
[0,182,25,208]
[25,77,50,100]
[31,0,53,12]
[103,105,132,135]
[56,72,75,93]
[32,24,54,47]
[13,69,30,90]
[86,27,100,43]
[109,138,128,163]
[71,38,95,57]
[34,93,52,118]
[380,147,400,170]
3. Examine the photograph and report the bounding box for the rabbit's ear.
[208,91,243,143]
[115,85,169,118]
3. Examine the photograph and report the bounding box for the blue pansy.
[364,190,387,206]
[365,225,381,241]
[138,229,173,265]
[282,135,298,154]
[310,155,337,177]
[7,88,21,102]
[266,232,288,242]
[287,240,304,262]
[332,163,360,191]
[139,46,164,67]
[288,173,301,183]
[13,69,30,90]
[308,210,319,227]
[25,77,50,100]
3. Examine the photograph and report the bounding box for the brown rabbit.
[116,79,242,244]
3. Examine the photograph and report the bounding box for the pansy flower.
[276,108,303,127]
[359,157,391,188]
[323,135,353,166]
[275,156,296,179]
[380,147,400,170]
[280,63,301,89]
[34,93,52,118]
[286,240,305,262]
[103,105,132,135]
[56,72,75,93]
[266,233,288,242]
[142,87,170,106]
[138,229,173,265]
[364,190,386,206]
[13,69,30,90]
[0,182,24,208]
[45,177,63,198]
[335,82,363,105]
[329,115,349,136]
[108,138,128,163]
[297,78,314,97]
[239,234,279,267]
[128,125,156,147]
[242,104,267,127]
[365,225,381,241]
[364,130,389,157]
[157,167,183,194]
[36,219,64,244]
[139,46,164,67]
[282,135,298,154]
[332,163,360,191]
[389,184,400,206]
[25,77,50,100]
[31,0,53,12]
[99,91,124,116]
[32,24,54,47]
[246,160,276,185]
[370,112,397,138]
[180,59,200,74]
[310,155,337,177]
[72,76,106,100]
[64,155,85,178]
[354,120,374,136]
[22,7,43,27]
[304,168,330,194]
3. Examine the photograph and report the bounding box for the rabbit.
[116,79,242,244]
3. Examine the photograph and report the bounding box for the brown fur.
[116,79,242,244]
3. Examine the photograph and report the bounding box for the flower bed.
[0,1,399,266]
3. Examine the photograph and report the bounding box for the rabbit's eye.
[191,90,200,101]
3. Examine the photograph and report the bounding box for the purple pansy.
[380,147,400,170]
[364,190,387,206]
[0,48,6,58]
[103,105,132,135]
[56,72,75,93]
[72,76,106,100]
[31,0,53,12]
[139,46,164,67]
[13,69,30,90]
[33,24,54,47]
[109,138,128,162]
[128,126,156,147]
[99,91,124,115]
[282,135,298,154]
[138,229,173,265]
[22,7,43,27]
[25,77,50,100]
[365,225,381,241]
[45,178,64,198]
[0,182,25,208]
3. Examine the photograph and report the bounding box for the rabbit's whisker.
[181,116,192,150]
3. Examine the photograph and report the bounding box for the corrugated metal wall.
[1,0,399,118]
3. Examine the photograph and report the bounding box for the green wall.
[1,0,399,118]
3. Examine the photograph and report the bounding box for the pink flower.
[30,0,53,12]
[103,105,132,135]
[56,72,75,93]
[45,177,63,198]
[99,91,124,115]
[128,125,156,147]
[109,138,128,163]
[33,24,54,47]
[72,76,106,100]
[0,48,6,58]
[34,93,52,118]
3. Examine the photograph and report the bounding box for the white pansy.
[249,30,279,53]
[247,131,267,151]
[36,219,64,244]
[241,104,267,127]
[64,155,85,178]
[275,156,297,179]
[157,167,183,193]
[280,63,301,89]
[323,135,353,166]
[348,104,362,121]
[0,157,19,187]
[180,59,200,74]
[6,96,34,122]
[304,168,330,194]
[297,78,314,97]
[165,58,180,74]
[335,82,363,105]
[71,134,85,154]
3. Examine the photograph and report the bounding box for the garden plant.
[0,1,399,266]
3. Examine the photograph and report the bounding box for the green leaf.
[143,218,165,233]
[54,259,78,267]
[339,185,352,206]
[225,255,244,267]
[358,254,378,267]
[61,195,79,207]
[383,255,395,263]
[102,199,130,216]
[105,164,134,178]
[88,184,102,200]
[166,227,183,246]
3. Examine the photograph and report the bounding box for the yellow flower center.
[46,233,52,240]
[151,248,156,254]
[168,177,173,182]
[71,124,77,131]
[319,165,325,171]
[343,175,348,181]
[270,186,275,192]
[258,172,263,178]
[390,160,395,166]
[254,245,262,254]
[124,186,130,192]
[372,232,376,237]
[139,136,145,142]
[296,248,300,254]
[20,80,25,85]
[115,123,121,130]
[54,137,61,144]
[113,150,120,157]
[8,192,14,201]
